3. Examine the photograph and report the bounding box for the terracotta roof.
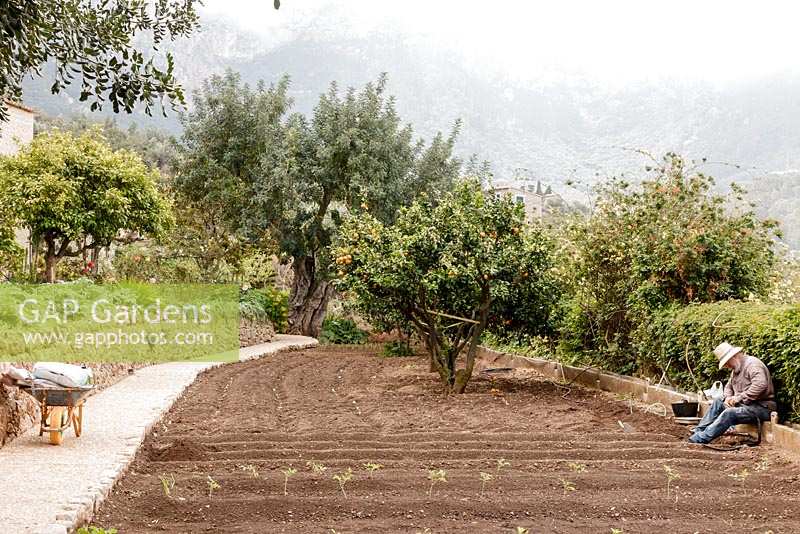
[3,100,36,114]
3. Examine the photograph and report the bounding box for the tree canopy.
[175,71,461,336]
[0,129,172,282]
[333,180,558,393]
[0,0,203,121]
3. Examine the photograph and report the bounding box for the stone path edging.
[478,346,800,458]
[0,335,317,534]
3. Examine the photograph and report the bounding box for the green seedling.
[363,462,384,477]
[496,458,511,474]
[568,462,587,473]
[611,529,624,534]
[206,475,220,497]
[239,464,260,478]
[282,467,298,496]
[428,469,447,497]
[306,460,327,475]
[77,527,118,534]
[755,456,770,472]
[158,473,175,498]
[514,528,530,534]
[559,478,576,495]
[663,464,680,498]
[479,472,494,497]
[333,467,354,498]
[729,468,750,482]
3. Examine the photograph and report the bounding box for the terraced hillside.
[94,346,800,533]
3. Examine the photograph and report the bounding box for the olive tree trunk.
[287,255,334,338]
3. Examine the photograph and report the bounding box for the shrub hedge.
[635,301,800,422]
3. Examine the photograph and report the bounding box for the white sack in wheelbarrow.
[32,363,93,388]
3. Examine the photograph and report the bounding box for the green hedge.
[635,301,800,422]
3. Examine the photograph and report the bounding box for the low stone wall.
[239,318,276,348]
[477,346,800,458]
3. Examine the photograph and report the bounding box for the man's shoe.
[687,434,706,444]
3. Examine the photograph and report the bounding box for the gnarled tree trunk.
[287,255,334,338]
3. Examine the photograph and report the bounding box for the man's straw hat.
[713,342,743,370]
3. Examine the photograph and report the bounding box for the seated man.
[688,342,776,444]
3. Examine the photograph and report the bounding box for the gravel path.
[0,335,317,534]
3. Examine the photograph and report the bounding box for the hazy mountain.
[20,16,800,247]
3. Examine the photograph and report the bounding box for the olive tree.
[176,71,460,336]
[0,129,172,282]
[333,180,558,393]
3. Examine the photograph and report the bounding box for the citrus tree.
[333,180,557,393]
[559,152,778,367]
[0,129,172,282]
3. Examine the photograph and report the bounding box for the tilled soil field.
[95,346,800,533]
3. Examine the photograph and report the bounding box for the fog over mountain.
[20,7,800,247]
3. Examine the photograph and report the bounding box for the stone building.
[0,100,35,155]
[491,180,563,222]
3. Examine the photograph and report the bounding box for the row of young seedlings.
[158,455,767,501]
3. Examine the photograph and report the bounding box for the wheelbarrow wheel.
[48,407,66,445]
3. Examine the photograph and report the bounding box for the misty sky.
[200,0,800,85]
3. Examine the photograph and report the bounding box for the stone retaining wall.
[478,346,800,458]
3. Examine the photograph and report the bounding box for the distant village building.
[491,179,563,222]
[0,101,35,155]
[1,101,37,268]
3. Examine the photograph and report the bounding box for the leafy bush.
[112,242,205,283]
[76,526,117,534]
[382,339,416,357]
[319,315,368,345]
[239,287,289,332]
[634,301,800,421]
[558,153,777,364]
[333,179,558,393]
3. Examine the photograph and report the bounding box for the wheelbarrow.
[18,381,93,445]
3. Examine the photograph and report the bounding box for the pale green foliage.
[239,464,260,479]
[496,458,511,473]
[159,473,175,497]
[282,467,298,495]
[175,70,460,336]
[306,460,328,475]
[663,464,680,497]
[363,462,383,475]
[333,467,354,498]
[479,471,493,497]
[0,128,172,281]
[568,462,587,473]
[206,475,220,497]
[334,179,557,392]
[559,478,576,495]
[77,528,117,534]
[427,469,447,496]
[728,468,750,481]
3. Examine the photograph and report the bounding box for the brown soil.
[94,346,800,533]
